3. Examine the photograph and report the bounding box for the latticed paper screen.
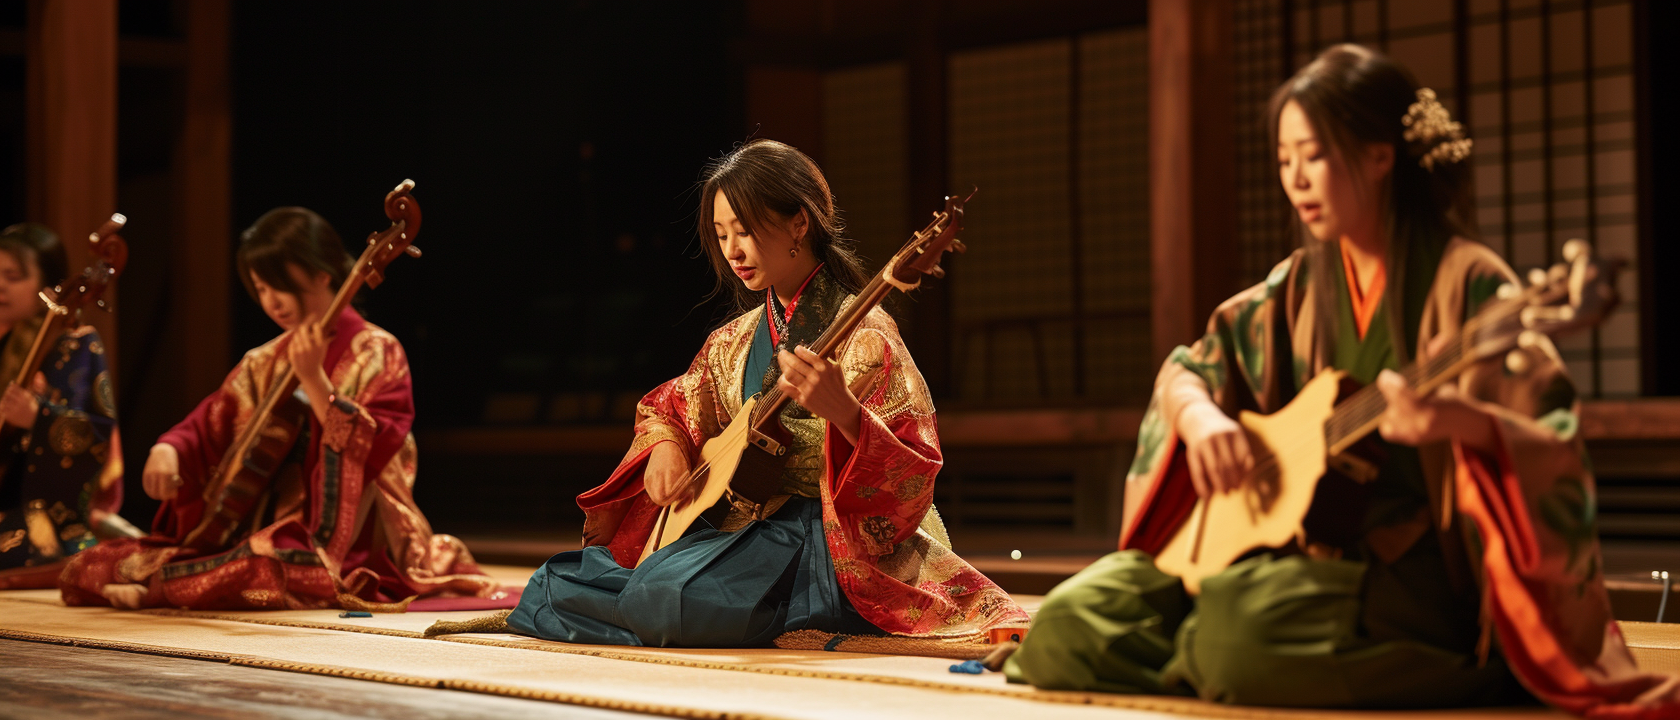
[944,29,1153,404]
[1235,0,1295,285]
[1239,0,1640,397]
[826,1,1638,404]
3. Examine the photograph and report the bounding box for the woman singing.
[1006,44,1677,716]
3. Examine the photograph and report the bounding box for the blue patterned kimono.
[0,322,121,576]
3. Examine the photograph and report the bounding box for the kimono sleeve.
[823,321,942,554]
[623,343,715,465]
[320,331,414,478]
[1120,255,1299,548]
[582,325,730,563]
[24,328,117,471]
[153,350,256,538]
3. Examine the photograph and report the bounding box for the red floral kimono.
[575,293,1026,638]
[59,308,498,610]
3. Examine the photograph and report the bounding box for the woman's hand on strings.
[644,441,697,507]
[1377,334,1498,453]
[288,320,331,388]
[288,319,336,424]
[777,345,862,444]
[142,443,183,501]
[1376,371,1497,452]
[0,373,45,428]
[1178,401,1254,498]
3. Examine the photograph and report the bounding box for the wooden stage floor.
[2,565,1673,719]
[0,640,634,720]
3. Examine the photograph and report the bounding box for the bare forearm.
[1160,365,1218,436]
[297,370,334,425]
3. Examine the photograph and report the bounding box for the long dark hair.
[1269,44,1476,362]
[235,207,352,303]
[0,222,70,290]
[695,139,869,311]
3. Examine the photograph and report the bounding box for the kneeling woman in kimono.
[509,139,1026,647]
[1006,45,1679,715]
[61,207,498,610]
[0,223,127,588]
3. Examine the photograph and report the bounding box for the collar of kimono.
[1339,239,1387,340]
[766,263,824,347]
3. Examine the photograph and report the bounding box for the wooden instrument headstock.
[358,179,423,290]
[309,180,423,335]
[886,188,972,289]
[1464,239,1622,363]
[42,213,128,324]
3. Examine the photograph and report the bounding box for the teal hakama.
[508,307,880,647]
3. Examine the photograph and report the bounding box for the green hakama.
[1006,241,1534,708]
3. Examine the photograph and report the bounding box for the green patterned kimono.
[1006,238,1581,709]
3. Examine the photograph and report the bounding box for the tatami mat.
[0,565,1601,720]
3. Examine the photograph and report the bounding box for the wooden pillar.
[905,0,952,396]
[179,0,233,399]
[1149,0,1237,364]
[25,0,119,361]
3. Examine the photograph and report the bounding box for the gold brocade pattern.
[1,322,121,577]
[93,371,115,417]
[601,271,1025,636]
[48,412,97,457]
[59,313,500,609]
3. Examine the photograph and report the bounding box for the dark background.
[5,1,749,530]
[226,2,737,424]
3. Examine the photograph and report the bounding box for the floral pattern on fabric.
[58,308,499,610]
[0,323,122,585]
[576,273,1026,638]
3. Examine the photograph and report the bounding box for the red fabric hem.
[1118,435,1197,555]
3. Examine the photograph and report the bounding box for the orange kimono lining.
[1340,240,1387,339]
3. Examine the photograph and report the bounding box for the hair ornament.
[1401,88,1473,170]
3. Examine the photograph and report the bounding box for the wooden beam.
[1580,398,1680,441]
[1148,0,1238,365]
[26,0,119,363]
[937,407,1146,447]
[177,0,233,401]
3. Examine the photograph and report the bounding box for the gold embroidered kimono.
[574,275,1026,638]
[60,308,499,610]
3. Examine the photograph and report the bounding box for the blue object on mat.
[338,611,373,618]
[948,660,984,674]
